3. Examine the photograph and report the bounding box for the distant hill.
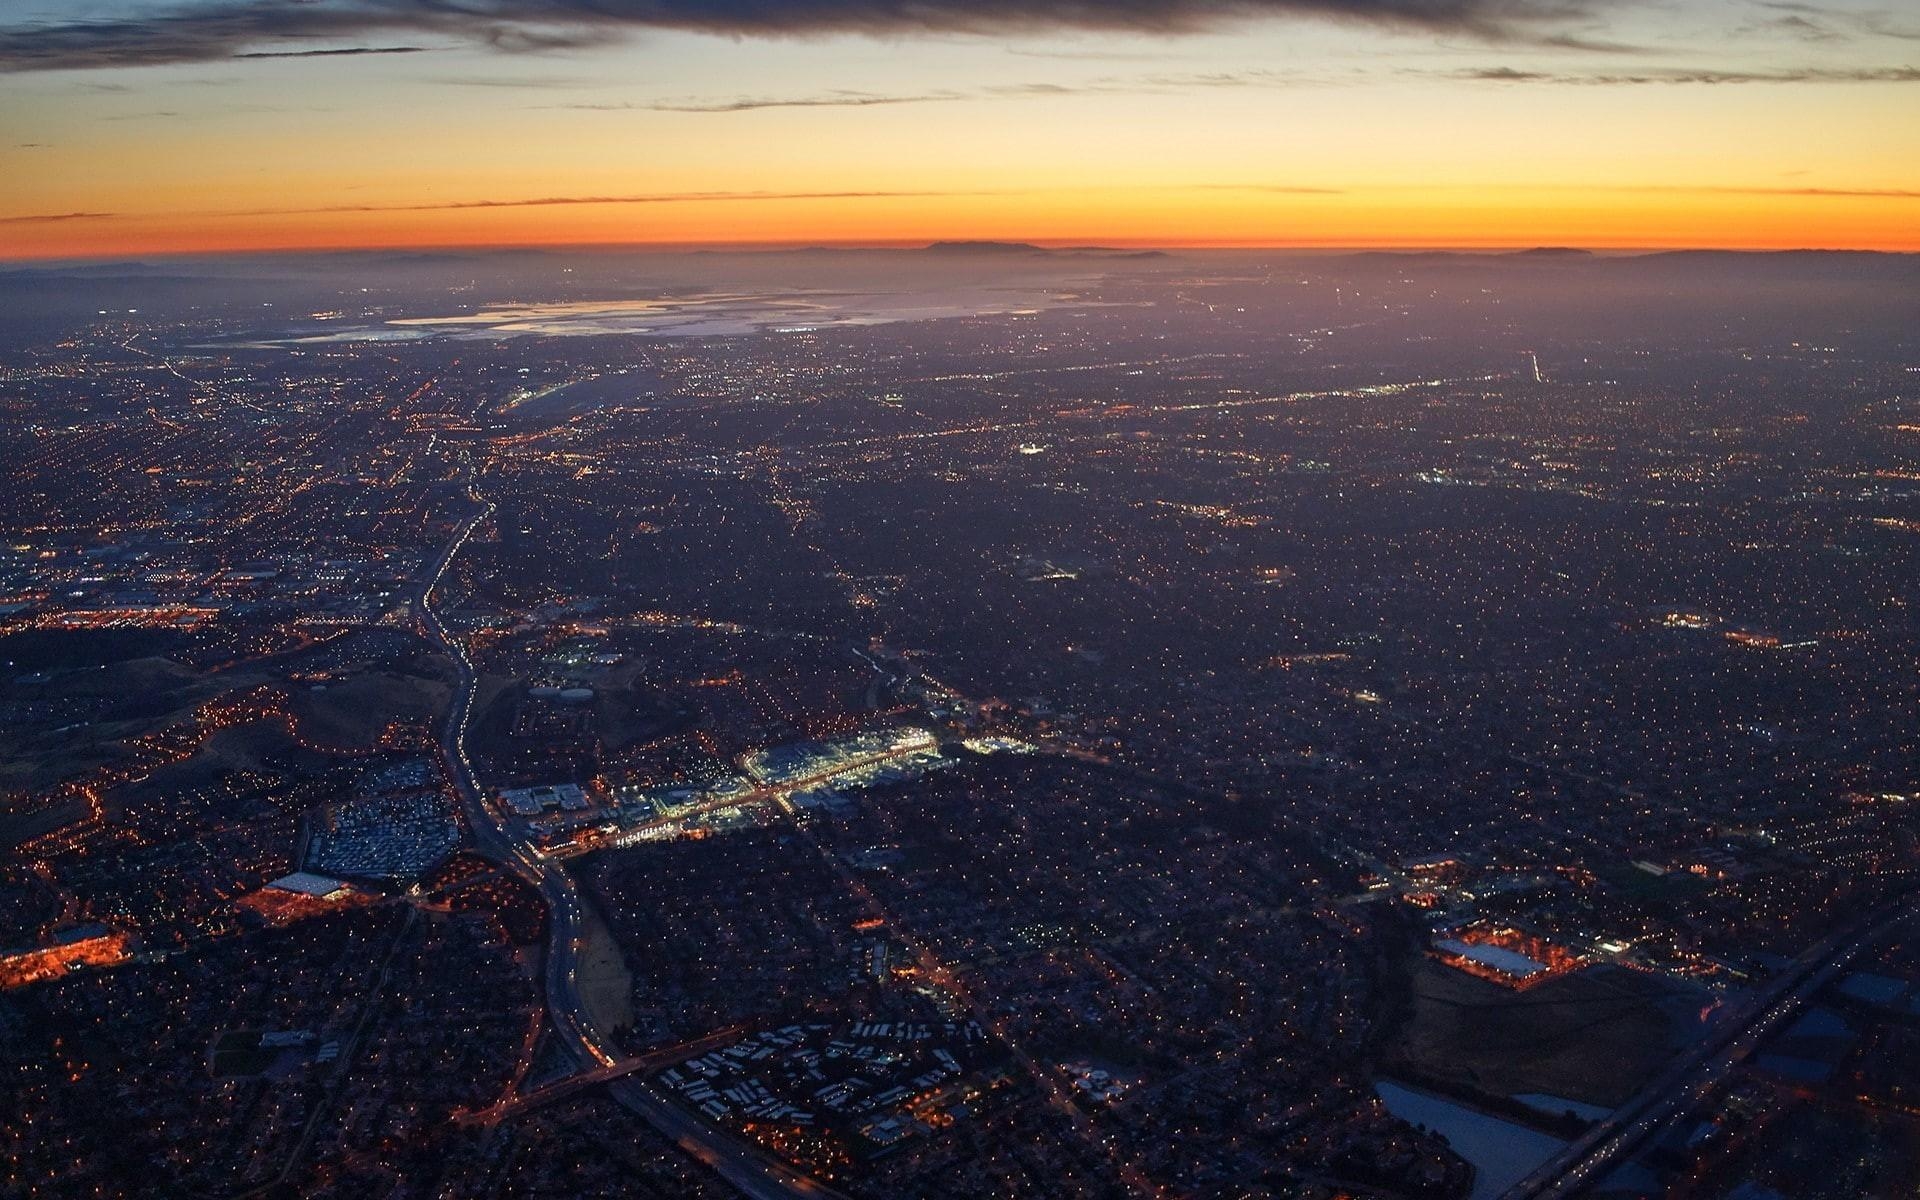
[1058,246,1173,259]
[919,241,1170,259]
[921,241,1048,255]
[1326,247,1916,284]
[0,261,184,281]
[1603,248,1920,284]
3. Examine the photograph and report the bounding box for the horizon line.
[5,236,1918,268]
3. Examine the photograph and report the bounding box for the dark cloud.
[584,69,1341,113]
[234,44,429,58]
[0,0,1603,73]
[1756,2,1920,40]
[1752,13,1841,41]
[1531,31,1645,51]
[246,189,988,215]
[1853,13,1920,40]
[1459,64,1547,78]
[100,102,329,119]
[1455,64,1920,83]
[0,211,117,223]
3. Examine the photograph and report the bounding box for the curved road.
[417,481,848,1200]
[415,489,617,1067]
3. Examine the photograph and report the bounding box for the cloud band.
[0,0,1599,73]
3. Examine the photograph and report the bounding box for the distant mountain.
[919,241,1171,259]
[921,241,1048,255]
[351,247,562,265]
[0,261,179,281]
[1603,248,1920,284]
[1337,246,1595,266]
[0,266,209,287]
[1058,247,1173,259]
[1327,247,1915,283]
[1627,249,1912,266]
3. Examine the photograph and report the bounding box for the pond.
[1376,1080,1569,1200]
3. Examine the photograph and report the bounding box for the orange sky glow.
[2,4,1916,258]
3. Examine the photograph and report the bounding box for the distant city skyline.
[2,0,1918,258]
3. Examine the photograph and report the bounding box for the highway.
[416,478,848,1200]
[462,1024,749,1125]
[414,487,617,1067]
[1500,895,1915,1200]
[605,1077,847,1200]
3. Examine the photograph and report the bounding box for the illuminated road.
[462,1024,749,1125]
[605,1077,850,1200]
[414,483,617,1067]
[1500,895,1915,1200]
[418,472,847,1200]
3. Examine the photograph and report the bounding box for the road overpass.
[460,1025,749,1126]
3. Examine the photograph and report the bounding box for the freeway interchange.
[416,485,849,1200]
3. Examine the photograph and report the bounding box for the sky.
[0,0,1916,258]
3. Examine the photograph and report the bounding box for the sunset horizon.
[4,7,1920,1200]
[11,226,1920,265]
[4,0,1917,259]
